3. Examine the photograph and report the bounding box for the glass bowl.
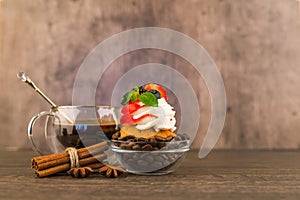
[111,136,190,175]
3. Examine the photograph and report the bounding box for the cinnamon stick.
[35,162,106,178]
[79,153,107,166]
[32,141,108,170]
[32,141,109,177]
[34,156,70,171]
[35,163,70,178]
[34,153,106,178]
[85,162,105,169]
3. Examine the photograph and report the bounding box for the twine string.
[65,147,80,168]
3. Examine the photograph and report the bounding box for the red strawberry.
[120,114,134,125]
[121,100,144,114]
[120,113,157,125]
[120,100,145,125]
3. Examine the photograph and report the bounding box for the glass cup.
[28,106,119,155]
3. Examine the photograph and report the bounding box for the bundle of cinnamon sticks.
[32,141,108,177]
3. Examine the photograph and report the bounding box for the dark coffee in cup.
[54,120,119,148]
[28,106,120,154]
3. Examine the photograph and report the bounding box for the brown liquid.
[54,122,119,148]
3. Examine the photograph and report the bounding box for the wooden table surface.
[0,150,299,200]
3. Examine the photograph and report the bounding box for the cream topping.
[133,98,176,132]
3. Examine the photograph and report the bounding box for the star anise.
[67,167,94,178]
[99,165,126,178]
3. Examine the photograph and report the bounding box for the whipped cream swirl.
[132,98,176,132]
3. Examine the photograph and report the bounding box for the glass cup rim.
[50,105,120,110]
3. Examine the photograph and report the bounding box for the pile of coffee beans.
[116,150,187,173]
[111,132,189,151]
[111,133,189,173]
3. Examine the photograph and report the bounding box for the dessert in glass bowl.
[111,84,190,175]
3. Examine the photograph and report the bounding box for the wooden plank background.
[1,0,300,150]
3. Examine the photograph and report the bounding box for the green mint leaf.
[130,92,138,102]
[121,86,140,105]
[130,86,139,102]
[134,86,139,93]
[121,91,133,105]
[138,92,158,107]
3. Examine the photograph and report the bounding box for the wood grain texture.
[1,0,300,150]
[0,0,2,66]
[0,150,300,200]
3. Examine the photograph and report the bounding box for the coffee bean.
[165,143,176,150]
[138,137,148,144]
[128,141,135,147]
[166,136,174,142]
[123,135,135,140]
[167,153,177,161]
[137,137,147,142]
[161,154,169,160]
[139,152,149,159]
[126,158,134,164]
[137,159,148,166]
[120,143,132,149]
[119,143,127,149]
[148,138,157,147]
[112,141,120,147]
[157,142,166,148]
[145,155,154,163]
[141,144,153,151]
[152,161,163,169]
[154,136,166,142]
[154,155,164,163]
[132,144,141,150]
[122,154,132,161]
[178,142,188,148]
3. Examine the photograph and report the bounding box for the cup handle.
[27,111,52,155]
